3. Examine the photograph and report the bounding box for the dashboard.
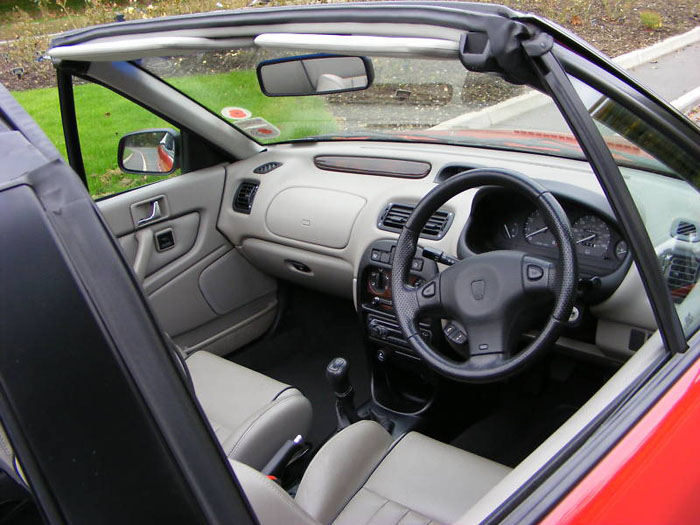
[217,140,660,363]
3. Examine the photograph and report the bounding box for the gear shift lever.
[326,357,359,429]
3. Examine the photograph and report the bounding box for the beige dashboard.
[217,140,658,361]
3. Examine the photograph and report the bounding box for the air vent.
[672,219,698,242]
[233,180,259,214]
[662,253,699,303]
[378,203,453,239]
[253,161,282,174]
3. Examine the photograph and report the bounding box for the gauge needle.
[576,233,596,244]
[503,224,512,239]
[525,226,548,239]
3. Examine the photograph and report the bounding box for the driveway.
[324,35,700,133]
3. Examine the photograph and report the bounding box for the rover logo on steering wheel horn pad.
[471,279,486,300]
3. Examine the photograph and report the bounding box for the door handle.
[138,200,162,226]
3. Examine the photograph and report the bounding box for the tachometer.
[573,215,611,257]
[524,210,556,247]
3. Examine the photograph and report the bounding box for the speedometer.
[524,210,556,247]
[572,215,611,258]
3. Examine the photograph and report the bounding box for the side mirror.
[118,129,180,175]
[257,54,373,97]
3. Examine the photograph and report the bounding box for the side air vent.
[662,253,699,303]
[253,161,282,174]
[672,219,698,242]
[378,203,453,239]
[233,180,259,214]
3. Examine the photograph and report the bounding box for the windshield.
[139,49,683,177]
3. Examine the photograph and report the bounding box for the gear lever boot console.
[326,357,359,429]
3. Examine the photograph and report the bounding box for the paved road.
[631,42,700,101]
[493,41,700,132]
[322,41,700,133]
[123,146,160,172]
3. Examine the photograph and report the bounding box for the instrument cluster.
[465,190,629,279]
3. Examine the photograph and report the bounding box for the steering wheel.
[391,168,577,383]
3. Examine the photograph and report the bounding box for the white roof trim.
[49,30,460,63]
[254,33,460,59]
[49,36,253,62]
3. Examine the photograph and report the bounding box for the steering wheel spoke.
[464,320,508,359]
[414,274,443,315]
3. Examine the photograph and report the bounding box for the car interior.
[1,3,699,524]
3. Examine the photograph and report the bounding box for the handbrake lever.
[261,434,306,480]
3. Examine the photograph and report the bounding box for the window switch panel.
[155,228,175,252]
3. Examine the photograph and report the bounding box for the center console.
[357,239,441,414]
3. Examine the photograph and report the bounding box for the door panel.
[98,165,278,355]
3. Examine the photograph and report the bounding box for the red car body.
[544,345,700,523]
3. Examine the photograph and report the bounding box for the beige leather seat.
[186,350,312,470]
[233,420,511,525]
[0,351,312,485]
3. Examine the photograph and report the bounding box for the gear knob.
[326,357,352,396]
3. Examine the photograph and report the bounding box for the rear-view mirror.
[257,54,373,97]
[118,129,180,175]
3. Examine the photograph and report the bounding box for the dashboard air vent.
[233,180,259,214]
[662,253,699,303]
[253,161,282,174]
[672,219,698,242]
[379,203,453,239]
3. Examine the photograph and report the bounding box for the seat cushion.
[295,421,511,525]
[336,431,511,525]
[187,350,312,470]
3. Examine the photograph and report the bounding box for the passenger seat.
[186,350,312,470]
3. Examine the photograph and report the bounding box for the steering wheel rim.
[391,168,577,383]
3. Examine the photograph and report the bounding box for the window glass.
[140,50,580,156]
[74,80,179,199]
[571,78,700,336]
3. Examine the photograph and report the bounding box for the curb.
[672,85,700,113]
[614,26,700,69]
[433,25,700,130]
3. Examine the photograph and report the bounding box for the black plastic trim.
[57,69,86,185]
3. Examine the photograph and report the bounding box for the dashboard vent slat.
[253,161,282,174]
[672,219,699,242]
[233,180,259,214]
[663,253,699,303]
[379,203,453,239]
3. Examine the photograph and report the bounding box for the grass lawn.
[12,69,336,197]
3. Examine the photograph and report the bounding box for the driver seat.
[232,420,511,524]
